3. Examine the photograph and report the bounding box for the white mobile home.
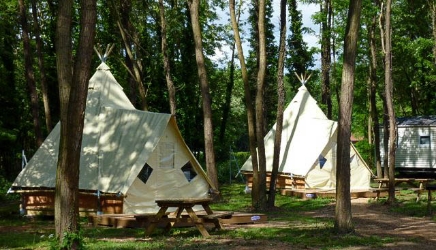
[380,116,436,176]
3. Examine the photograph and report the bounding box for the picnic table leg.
[202,204,223,230]
[145,207,169,237]
[186,207,210,237]
[202,204,214,215]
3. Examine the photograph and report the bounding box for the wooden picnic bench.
[426,184,436,215]
[374,178,434,189]
[144,198,233,237]
[374,178,434,201]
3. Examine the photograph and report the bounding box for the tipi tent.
[9,62,215,215]
[240,85,373,190]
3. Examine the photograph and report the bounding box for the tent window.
[181,162,197,182]
[137,164,153,184]
[160,142,175,168]
[319,155,327,168]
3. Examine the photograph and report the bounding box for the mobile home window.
[420,135,430,145]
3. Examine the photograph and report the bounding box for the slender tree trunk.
[117,0,148,110]
[381,92,390,178]
[321,0,332,119]
[369,2,382,178]
[187,0,219,191]
[229,0,259,206]
[335,0,362,234]
[55,0,96,248]
[383,0,397,204]
[268,0,286,208]
[429,0,436,65]
[31,0,52,133]
[220,43,236,142]
[255,0,268,211]
[378,2,389,178]
[18,0,43,147]
[159,0,176,117]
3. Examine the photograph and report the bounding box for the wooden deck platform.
[280,188,390,199]
[88,211,267,228]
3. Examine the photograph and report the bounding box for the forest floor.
[2,198,436,249]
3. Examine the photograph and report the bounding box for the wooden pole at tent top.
[94,44,115,63]
[294,72,312,85]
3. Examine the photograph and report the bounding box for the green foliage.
[286,0,314,86]
[354,140,374,169]
[216,151,250,184]
[0,175,19,202]
[51,230,85,250]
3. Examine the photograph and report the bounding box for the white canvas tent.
[10,63,215,214]
[240,85,373,190]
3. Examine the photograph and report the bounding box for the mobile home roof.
[397,116,436,127]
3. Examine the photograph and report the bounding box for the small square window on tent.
[181,162,198,182]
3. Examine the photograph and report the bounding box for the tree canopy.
[1,0,436,190]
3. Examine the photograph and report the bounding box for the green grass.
[0,183,433,249]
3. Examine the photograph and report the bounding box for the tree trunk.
[430,0,436,65]
[31,0,52,134]
[229,0,259,206]
[268,0,286,208]
[117,0,148,110]
[255,0,268,211]
[18,0,43,147]
[368,2,382,178]
[335,0,362,234]
[220,43,236,142]
[187,0,219,191]
[54,0,96,248]
[381,92,390,178]
[159,0,177,117]
[383,0,397,205]
[321,0,332,119]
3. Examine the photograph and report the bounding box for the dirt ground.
[306,198,436,249]
[220,198,436,250]
[204,198,436,250]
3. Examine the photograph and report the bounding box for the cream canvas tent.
[9,62,215,215]
[240,85,373,190]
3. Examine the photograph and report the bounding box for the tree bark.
[383,0,397,205]
[381,92,390,178]
[429,0,436,65]
[159,0,177,117]
[187,0,219,191]
[31,0,53,133]
[219,42,236,143]
[55,0,96,248]
[268,0,286,208]
[18,0,43,147]
[368,1,382,178]
[255,0,268,211]
[117,0,148,110]
[335,0,362,234]
[229,0,259,206]
[321,0,332,119]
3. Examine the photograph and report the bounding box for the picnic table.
[144,198,233,237]
[426,184,436,215]
[373,178,435,201]
[373,178,434,189]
